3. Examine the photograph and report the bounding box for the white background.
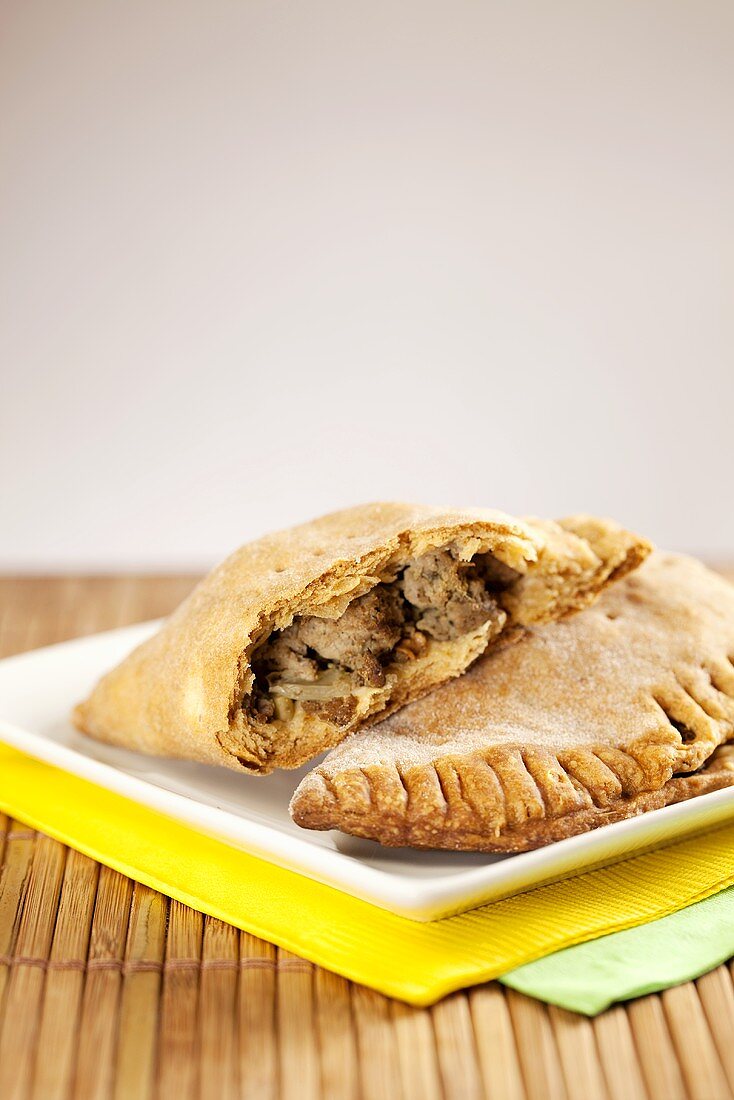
[2,1,733,570]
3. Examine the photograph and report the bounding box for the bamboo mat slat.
[548,1005,610,1100]
[314,967,359,1100]
[239,933,278,1100]
[391,999,443,1100]
[199,917,240,1100]
[33,850,100,1100]
[662,983,731,1100]
[506,987,569,1100]
[74,868,134,1100]
[115,884,167,1100]
[276,948,319,1100]
[1,574,734,1100]
[469,984,526,1100]
[157,901,203,1100]
[0,833,66,1100]
[697,968,734,1094]
[351,984,404,1100]
[591,1005,649,1100]
[431,992,485,1100]
[623,996,686,1100]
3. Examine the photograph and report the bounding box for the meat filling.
[401,548,499,640]
[247,547,512,726]
[295,585,405,687]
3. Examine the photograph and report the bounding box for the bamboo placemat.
[1,574,734,1100]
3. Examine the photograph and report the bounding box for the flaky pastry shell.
[74,502,649,774]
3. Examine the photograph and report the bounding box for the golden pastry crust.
[293,743,734,852]
[290,554,734,850]
[74,502,649,774]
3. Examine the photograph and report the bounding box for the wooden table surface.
[1,574,734,1100]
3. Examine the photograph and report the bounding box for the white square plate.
[2,622,734,921]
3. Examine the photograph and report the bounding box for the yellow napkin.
[2,743,734,1006]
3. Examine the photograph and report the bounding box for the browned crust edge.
[291,710,734,854]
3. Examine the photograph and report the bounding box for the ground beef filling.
[246,548,512,726]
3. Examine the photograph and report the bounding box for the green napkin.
[501,884,734,1015]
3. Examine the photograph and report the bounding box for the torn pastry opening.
[236,541,526,768]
